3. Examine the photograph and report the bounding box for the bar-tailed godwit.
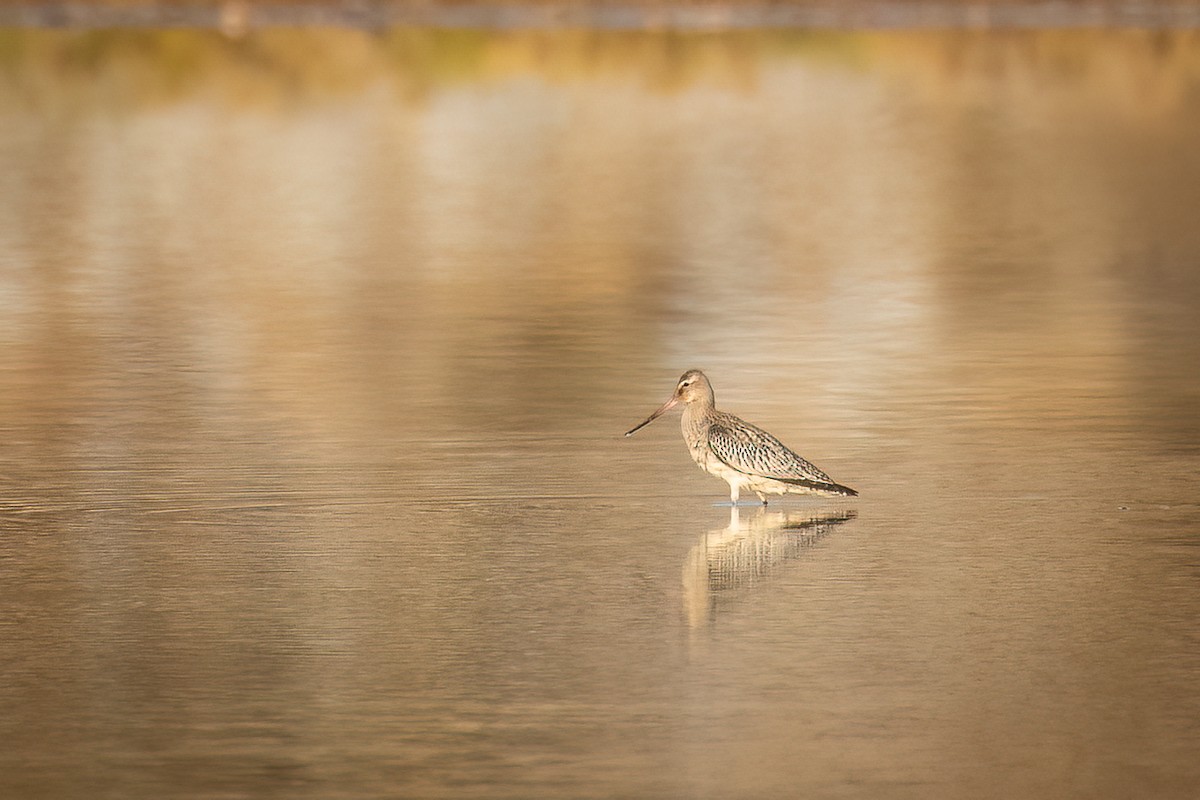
[625,369,857,504]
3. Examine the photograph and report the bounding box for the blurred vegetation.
[0,27,857,108]
[0,27,1198,114]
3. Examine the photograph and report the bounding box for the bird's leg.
[728,482,740,505]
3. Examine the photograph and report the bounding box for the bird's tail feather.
[778,477,858,497]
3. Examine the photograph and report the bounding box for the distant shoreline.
[3,1,1200,31]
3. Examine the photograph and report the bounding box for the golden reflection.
[2,25,1198,460]
[683,506,856,628]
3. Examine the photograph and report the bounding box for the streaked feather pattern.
[708,413,835,484]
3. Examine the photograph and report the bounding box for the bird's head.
[672,369,714,406]
[625,369,714,436]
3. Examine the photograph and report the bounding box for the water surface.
[1,28,1199,799]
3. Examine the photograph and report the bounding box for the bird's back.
[706,411,830,480]
[707,410,857,496]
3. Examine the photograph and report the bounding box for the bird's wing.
[708,416,835,484]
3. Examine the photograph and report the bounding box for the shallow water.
[1,28,1199,799]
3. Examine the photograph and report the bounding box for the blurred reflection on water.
[683,507,857,627]
[1,27,1199,800]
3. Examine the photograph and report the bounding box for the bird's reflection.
[683,506,857,628]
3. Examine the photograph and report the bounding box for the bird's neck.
[680,400,713,444]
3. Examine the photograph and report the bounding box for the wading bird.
[625,370,857,504]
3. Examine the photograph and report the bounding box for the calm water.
[2,27,1199,799]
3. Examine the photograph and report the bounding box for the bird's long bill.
[624,396,679,436]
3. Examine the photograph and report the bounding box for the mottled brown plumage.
[626,369,857,504]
